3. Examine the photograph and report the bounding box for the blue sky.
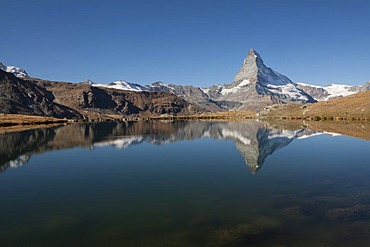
[1,0,370,86]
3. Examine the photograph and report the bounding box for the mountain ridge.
[0,69,204,119]
[89,49,317,111]
[87,49,369,110]
[1,49,369,118]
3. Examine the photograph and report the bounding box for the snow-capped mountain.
[297,82,366,101]
[93,80,149,91]
[143,50,316,111]
[202,49,315,111]
[79,49,370,111]
[0,62,29,78]
[91,49,316,111]
[7,48,361,112]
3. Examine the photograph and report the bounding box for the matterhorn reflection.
[0,120,318,173]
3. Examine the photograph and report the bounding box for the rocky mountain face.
[0,70,203,119]
[361,82,370,92]
[148,82,224,111]
[0,70,82,118]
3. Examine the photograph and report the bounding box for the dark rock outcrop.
[0,70,82,118]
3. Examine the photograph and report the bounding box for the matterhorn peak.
[233,48,294,87]
[248,48,256,57]
[233,48,265,83]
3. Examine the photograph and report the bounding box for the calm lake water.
[1,120,370,246]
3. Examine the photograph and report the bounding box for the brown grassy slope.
[259,90,370,120]
[0,114,68,133]
[305,90,370,119]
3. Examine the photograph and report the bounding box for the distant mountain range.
[1,49,369,117]
[85,49,369,109]
[297,82,370,101]
[0,69,202,119]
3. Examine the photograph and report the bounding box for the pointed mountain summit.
[234,48,264,83]
[233,48,292,86]
[203,49,316,110]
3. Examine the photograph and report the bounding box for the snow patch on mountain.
[322,84,357,100]
[200,87,210,94]
[0,62,29,78]
[268,129,298,140]
[267,83,310,101]
[297,131,342,140]
[297,82,358,101]
[221,79,251,95]
[5,155,30,168]
[297,82,321,88]
[297,132,323,140]
[324,131,342,137]
[94,136,144,149]
[221,129,251,145]
[148,81,173,89]
[93,80,149,92]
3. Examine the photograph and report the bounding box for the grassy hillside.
[259,90,370,120]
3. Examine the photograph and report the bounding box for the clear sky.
[1,0,370,86]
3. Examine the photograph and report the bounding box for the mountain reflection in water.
[0,120,340,173]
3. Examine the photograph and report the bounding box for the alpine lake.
[1,119,370,247]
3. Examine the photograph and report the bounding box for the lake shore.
[0,114,70,133]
